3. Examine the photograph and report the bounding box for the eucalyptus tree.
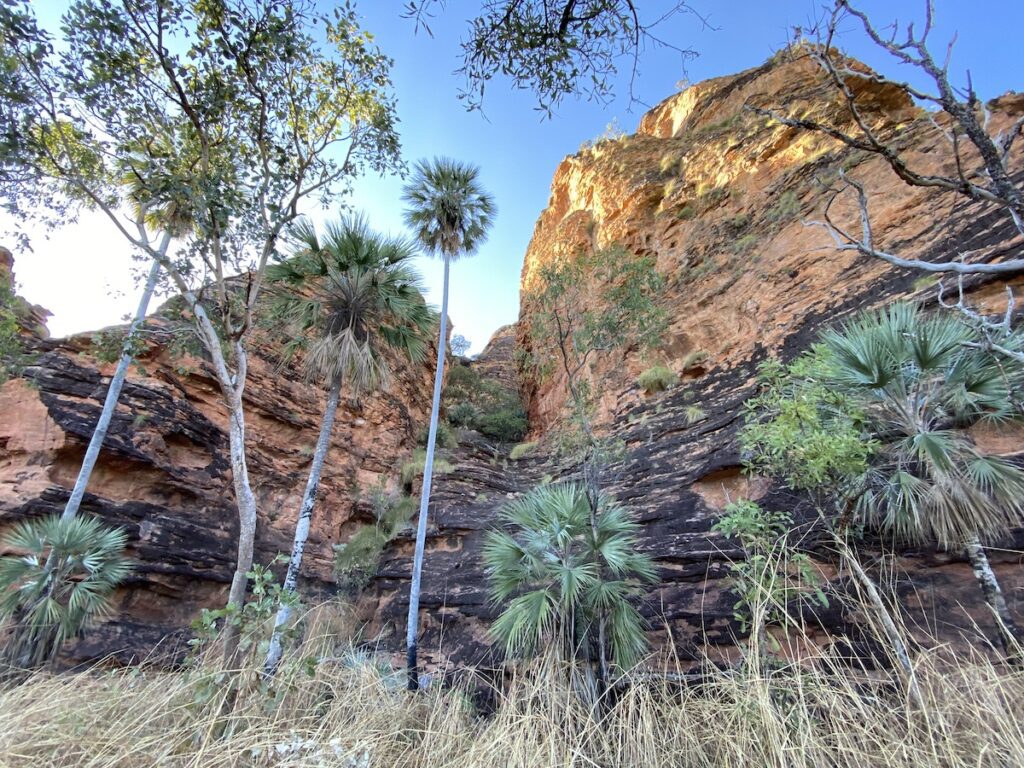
[0,0,401,666]
[401,157,495,690]
[261,215,433,678]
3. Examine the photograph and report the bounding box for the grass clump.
[508,441,538,461]
[637,365,678,393]
[681,349,710,370]
[400,448,453,489]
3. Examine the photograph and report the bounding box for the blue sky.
[8,1,1024,353]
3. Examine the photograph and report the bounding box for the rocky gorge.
[2,48,1023,674]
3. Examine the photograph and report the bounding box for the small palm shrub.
[483,483,657,671]
[637,365,678,393]
[0,514,131,668]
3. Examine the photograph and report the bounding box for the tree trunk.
[836,537,924,710]
[964,534,1023,665]
[262,374,343,678]
[61,253,164,521]
[406,254,450,691]
[220,378,260,668]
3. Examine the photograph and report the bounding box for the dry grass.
[1,628,1024,767]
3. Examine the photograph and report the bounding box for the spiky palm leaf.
[821,304,1024,549]
[401,158,496,260]
[268,215,435,393]
[0,514,131,668]
[483,483,656,670]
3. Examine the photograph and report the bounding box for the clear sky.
[6,1,1024,353]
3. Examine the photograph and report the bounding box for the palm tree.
[261,215,433,677]
[822,303,1024,660]
[401,157,495,690]
[483,483,657,675]
[0,514,131,670]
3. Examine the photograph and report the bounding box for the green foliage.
[89,327,147,366]
[267,215,434,394]
[522,242,667,433]
[509,441,538,461]
[730,233,759,255]
[637,365,678,393]
[418,420,459,449]
[405,1,698,116]
[476,408,530,442]
[0,514,131,668]
[742,303,1024,549]
[400,448,454,489]
[443,363,528,442]
[484,484,657,669]
[713,500,827,639]
[684,404,707,424]
[765,190,802,224]
[447,401,479,428]
[402,157,496,260]
[334,485,415,592]
[0,276,24,382]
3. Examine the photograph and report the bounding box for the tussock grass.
[2,629,1024,766]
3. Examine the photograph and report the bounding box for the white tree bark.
[837,539,924,710]
[965,535,1023,664]
[262,374,343,678]
[61,249,165,521]
[406,254,450,691]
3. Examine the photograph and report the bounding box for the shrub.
[637,365,678,393]
[509,441,538,461]
[0,514,131,668]
[447,401,478,427]
[766,189,801,223]
[476,407,529,442]
[418,420,458,449]
[684,404,706,424]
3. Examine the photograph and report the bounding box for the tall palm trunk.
[262,373,343,678]
[965,535,1023,664]
[406,254,450,691]
[61,250,165,521]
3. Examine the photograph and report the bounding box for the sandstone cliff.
[369,50,1024,674]
[1,48,1023,673]
[0,285,437,663]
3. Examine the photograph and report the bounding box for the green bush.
[509,441,538,461]
[335,486,416,592]
[476,407,529,442]
[418,420,458,449]
[637,365,678,393]
[447,401,478,427]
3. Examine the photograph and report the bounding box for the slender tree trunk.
[262,374,343,678]
[406,254,450,691]
[964,535,1023,665]
[61,252,165,521]
[221,382,260,668]
[836,537,924,710]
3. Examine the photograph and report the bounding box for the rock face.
[369,50,1024,673]
[0,288,437,664]
[2,49,1023,673]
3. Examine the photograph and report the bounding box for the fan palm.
[822,303,1024,659]
[401,157,495,689]
[261,214,433,677]
[483,483,657,671]
[0,514,131,670]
